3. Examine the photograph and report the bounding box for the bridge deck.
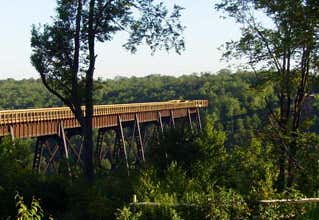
[0,100,208,138]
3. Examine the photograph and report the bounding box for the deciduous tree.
[31,0,184,181]
[216,0,319,190]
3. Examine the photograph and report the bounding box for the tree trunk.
[82,116,94,182]
[277,144,286,191]
[81,0,96,183]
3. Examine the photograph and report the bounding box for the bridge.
[0,100,208,174]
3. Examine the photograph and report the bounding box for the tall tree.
[31,0,184,181]
[216,0,319,190]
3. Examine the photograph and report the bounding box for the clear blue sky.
[0,0,241,79]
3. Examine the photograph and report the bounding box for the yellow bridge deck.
[0,100,208,138]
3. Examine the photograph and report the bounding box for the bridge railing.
[0,100,208,125]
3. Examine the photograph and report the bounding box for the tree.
[216,0,319,190]
[31,0,185,181]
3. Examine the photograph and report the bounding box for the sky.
[0,0,241,80]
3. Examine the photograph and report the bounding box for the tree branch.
[94,0,115,31]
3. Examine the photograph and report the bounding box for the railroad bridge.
[0,100,208,174]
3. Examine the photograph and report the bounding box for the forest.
[1,0,319,219]
[1,70,319,219]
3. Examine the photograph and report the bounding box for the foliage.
[216,0,319,190]
[294,132,319,195]
[0,71,271,150]
[30,0,185,111]
[0,1,318,218]
[1,71,319,219]
[191,115,228,185]
[119,205,182,220]
[298,204,319,220]
[256,190,308,219]
[15,192,44,220]
[202,188,249,220]
[116,206,142,220]
[0,79,61,110]
[30,0,185,181]
[225,138,277,200]
[129,161,249,220]
[0,138,33,172]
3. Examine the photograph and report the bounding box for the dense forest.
[1,0,319,219]
[0,70,273,147]
[1,71,319,219]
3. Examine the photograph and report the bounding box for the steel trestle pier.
[0,100,208,173]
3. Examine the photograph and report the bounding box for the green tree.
[216,0,319,190]
[30,0,185,181]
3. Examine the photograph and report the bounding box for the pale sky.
[0,0,241,80]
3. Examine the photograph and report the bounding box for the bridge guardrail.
[0,100,208,125]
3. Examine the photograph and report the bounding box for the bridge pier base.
[96,128,108,166]
[32,136,61,174]
[32,137,44,172]
[32,122,73,176]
